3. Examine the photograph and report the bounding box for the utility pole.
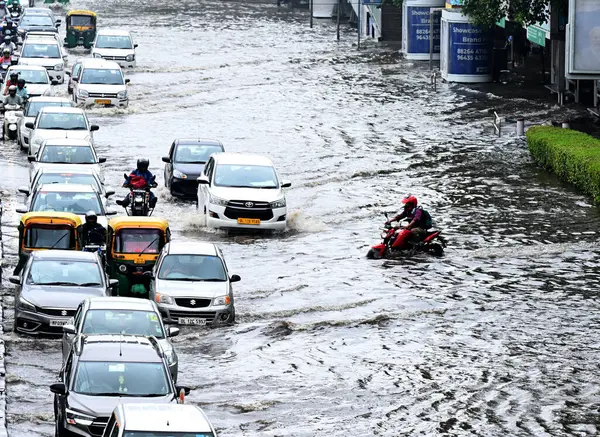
[357,0,361,49]
[310,0,313,28]
[336,0,341,40]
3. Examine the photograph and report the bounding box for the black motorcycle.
[120,173,157,216]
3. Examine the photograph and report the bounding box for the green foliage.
[527,126,600,203]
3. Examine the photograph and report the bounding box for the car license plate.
[237,218,260,225]
[178,318,207,326]
[50,319,68,327]
[95,99,111,105]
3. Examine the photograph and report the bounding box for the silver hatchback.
[9,250,116,335]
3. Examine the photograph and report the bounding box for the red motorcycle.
[367,213,447,259]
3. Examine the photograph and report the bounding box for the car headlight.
[117,90,128,99]
[93,53,102,58]
[54,63,63,71]
[213,295,231,306]
[209,194,228,207]
[165,348,176,365]
[125,54,135,62]
[78,89,89,98]
[173,169,187,179]
[17,297,36,312]
[155,293,174,305]
[270,198,286,208]
[65,408,95,427]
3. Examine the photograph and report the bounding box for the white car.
[18,96,73,150]
[16,183,117,227]
[91,29,137,69]
[28,138,106,182]
[197,153,291,231]
[26,106,99,155]
[2,65,57,97]
[23,32,68,62]
[72,59,130,108]
[18,37,65,84]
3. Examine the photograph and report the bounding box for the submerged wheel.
[366,248,382,259]
[429,243,444,257]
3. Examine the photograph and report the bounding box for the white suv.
[91,29,137,69]
[197,153,291,231]
[18,37,65,84]
[72,59,130,108]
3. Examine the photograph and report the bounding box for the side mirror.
[161,156,170,163]
[134,44,138,48]
[15,206,27,214]
[8,275,20,285]
[50,79,59,85]
[230,274,241,283]
[105,208,118,216]
[90,125,99,132]
[197,176,209,185]
[71,77,78,83]
[167,327,180,338]
[62,324,76,335]
[25,121,34,129]
[98,157,106,163]
[105,190,115,197]
[49,382,66,395]
[65,71,71,76]
[143,271,154,278]
[108,279,119,288]
[27,155,35,162]
[281,180,292,188]
[125,78,130,84]
[175,385,191,396]
[56,19,62,24]
[17,186,29,195]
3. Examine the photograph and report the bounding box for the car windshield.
[124,433,214,437]
[174,144,223,164]
[25,225,75,250]
[80,68,124,85]
[27,260,102,286]
[37,112,87,130]
[214,164,279,188]
[70,15,93,27]
[25,101,71,117]
[81,309,164,338]
[31,191,103,215]
[158,255,227,281]
[115,229,162,254]
[21,15,54,26]
[73,361,170,396]
[36,173,101,192]
[10,69,49,84]
[39,145,95,164]
[22,43,60,59]
[95,35,132,49]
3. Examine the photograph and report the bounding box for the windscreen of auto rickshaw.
[25,101,72,117]
[174,144,223,164]
[95,35,132,49]
[32,191,102,215]
[158,254,227,281]
[81,309,164,338]
[35,173,102,193]
[115,228,162,254]
[25,225,75,249]
[37,112,87,130]
[69,15,93,27]
[39,145,95,164]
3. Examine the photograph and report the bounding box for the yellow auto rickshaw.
[14,212,83,274]
[64,10,97,49]
[106,216,171,298]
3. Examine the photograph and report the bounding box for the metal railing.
[493,112,501,137]
[430,70,439,91]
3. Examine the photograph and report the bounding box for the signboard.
[527,25,547,47]
[406,6,441,54]
[496,17,506,28]
[448,22,492,75]
[362,0,382,4]
[567,0,600,76]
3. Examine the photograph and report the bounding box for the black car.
[162,138,224,198]
[51,334,190,437]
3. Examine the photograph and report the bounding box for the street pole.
[310,0,313,28]
[357,0,361,49]
[429,11,434,71]
[336,0,341,41]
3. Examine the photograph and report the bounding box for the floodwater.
[1,0,600,436]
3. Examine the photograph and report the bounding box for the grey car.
[61,297,180,381]
[51,335,190,437]
[149,241,240,327]
[9,250,117,335]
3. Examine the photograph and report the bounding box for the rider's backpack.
[419,207,433,229]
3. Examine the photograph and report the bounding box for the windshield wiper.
[139,237,159,256]
[35,281,79,286]
[200,278,226,282]
[77,282,102,287]
[135,393,167,397]
[49,231,69,249]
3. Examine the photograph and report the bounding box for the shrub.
[527,126,600,202]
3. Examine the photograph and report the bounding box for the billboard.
[447,22,492,75]
[406,6,441,54]
[567,0,600,76]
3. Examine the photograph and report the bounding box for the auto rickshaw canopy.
[66,9,97,30]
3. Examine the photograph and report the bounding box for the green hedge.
[527,126,600,202]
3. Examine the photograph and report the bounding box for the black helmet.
[17,78,24,86]
[9,72,17,80]
[137,158,149,172]
[8,84,16,95]
[85,210,97,223]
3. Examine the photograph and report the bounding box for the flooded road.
[2,0,600,436]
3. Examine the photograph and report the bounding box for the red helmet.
[402,195,418,208]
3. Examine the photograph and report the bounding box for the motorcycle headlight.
[17,297,36,312]
[270,198,286,208]
[213,295,231,306]
[65,408,95,427]
[54,63,63,71]
[93,53,102,58]
[155,293,174,305]
[77,89,89,98]
[173,169,187,179]
[125,54,135,62]
[209,194,228,207]
[117,90,127,99]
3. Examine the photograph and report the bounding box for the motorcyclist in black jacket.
[81,211,106,246]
